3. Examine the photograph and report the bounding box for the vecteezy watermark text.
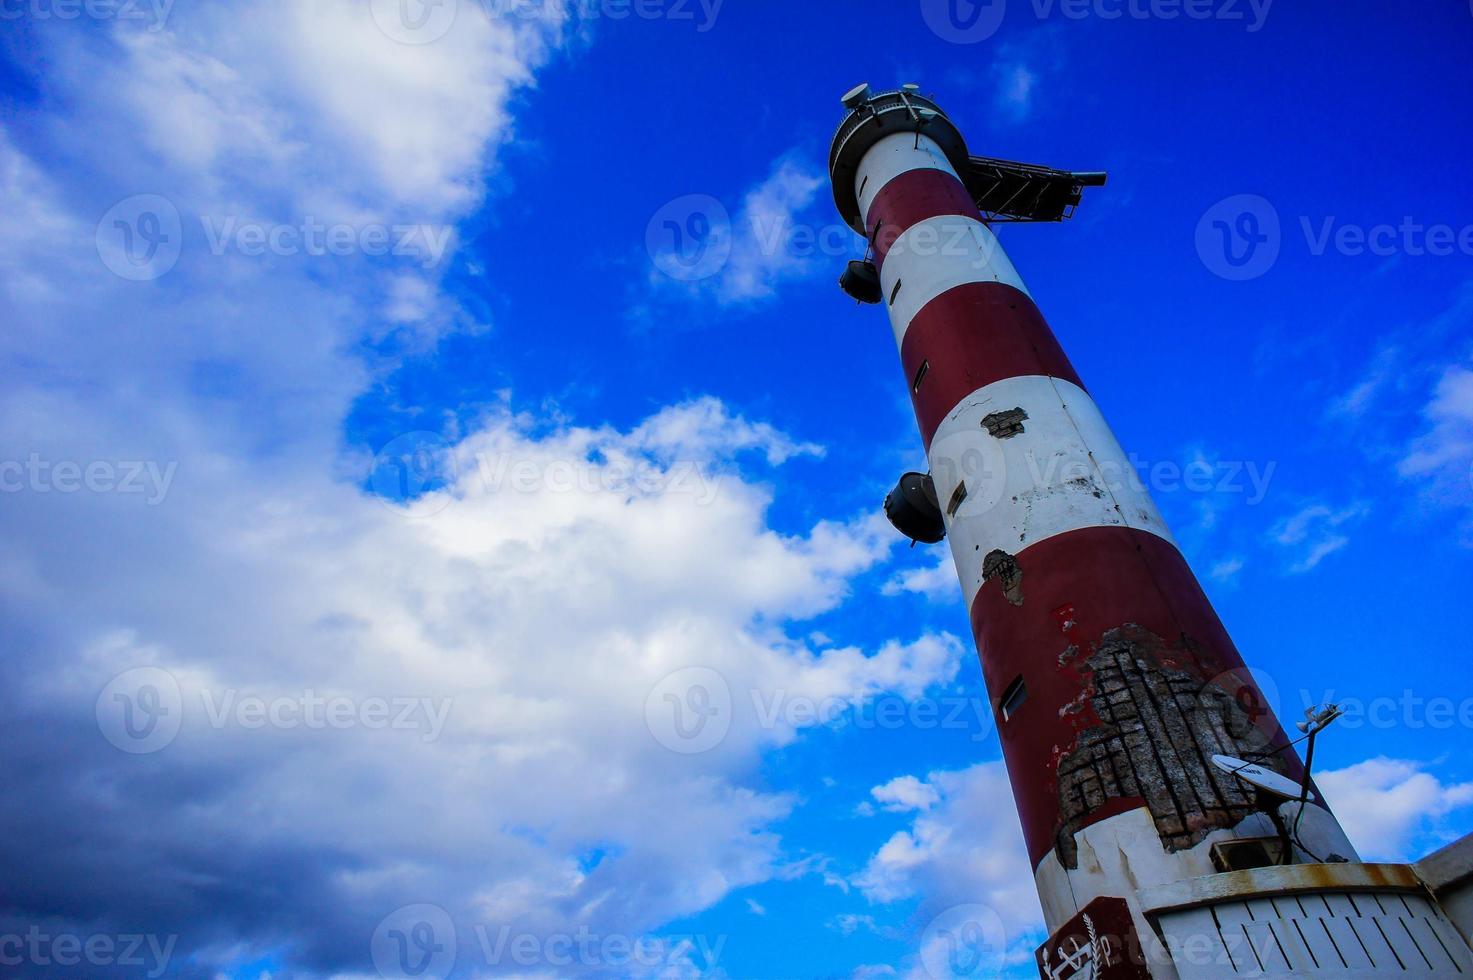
[0,455,176,504]
[646,193,1013,283]
[919,0,1271,44]
[198,690,453,740]
[97,666,454,753]
[472,925,726,971]
[369,904,726,978]
[0,0,173,30]
[0,928,176,978]
[199,216,452,268]
[369,431,726,517]
[96,194,453,281]
[644,667,1000,754]
[486,0,724,30]
[1197,194,1473,280]
[370,0,722,45]
[1027,453,1276,505]
[1298,689,1473,731]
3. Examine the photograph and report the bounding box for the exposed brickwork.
[983,549,1025,606]
[981,407,1028,438]
[1053,624,1286,868]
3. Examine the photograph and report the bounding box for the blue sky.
[1,1,1471,978]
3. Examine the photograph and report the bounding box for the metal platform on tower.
[962,155,1107,223]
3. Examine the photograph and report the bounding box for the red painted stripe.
[902,282,1085,450]
[965,526,1308,869]
[866,167,980,271]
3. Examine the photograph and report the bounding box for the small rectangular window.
[911,360,929,393]
[946,481,967,518]
[1000,676,1028,721]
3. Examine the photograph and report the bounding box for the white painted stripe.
[1034,807,1253,955]
[879,214,1031,348]
[854,132,957,227]
[926,375,1176,611]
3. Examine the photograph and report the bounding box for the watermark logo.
[370,432,458,515]
[646,194,732,282]
[369,909,725,975]
[1025,453,1276,506]
[198,691,452,741]
[645,196,1003,286]
[0,455,178,504]
[0,928,176,978]
[473,453,722,504]
[921,0,1007,43]
[929,427,1008,519]
[1196,193,1280,281]
[368,436,727,517]
[645,676,1000,754]
[96,666,183,753]
[488,0,724,30]
[371,0,458,43]
[372,904,458,979]
[97,670,454,752]
[98,199,451,280]
[645,666,731,754]
[1296,688,1473,732]
[1299,215,1473,260]
[754,690,997,743]
[96,194,182,282]
[198,216,452,268]
[472,924,726,970]
[0,0,174,31]
[1197,199,1473,280]
[1200,665,1282,756]
[924,0,1271,41]
[1030,0,1271,29]
[920,904,1007,979]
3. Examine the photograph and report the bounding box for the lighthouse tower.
[830,84,1473,978]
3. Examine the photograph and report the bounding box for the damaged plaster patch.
[982,407,1028,438]
[1053,625,1287,869]
[983,549,1024,606]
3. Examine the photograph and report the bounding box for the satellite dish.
[842,83,872,109]
[901,83,921,93]
[1213,754,1314,802]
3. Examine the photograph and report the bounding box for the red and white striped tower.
[831,87,1366,976]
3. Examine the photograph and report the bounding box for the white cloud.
[1269,501,1370,573]
[0,10,965,976]
[973,29,1065,127]
[3,388,962,971]
[107,1,562,218]
[882,552,960,603]
[854,764,1042,949]
[1400,364,1473,520]
[627,395,825,465]
[745,898,767,916]
[642,154,842,313]
[719,158,827,304]
[1318,758,1473,862]
[871,775,941,813]
[995,64,1037,121]
[835,913,881,936]
[1329,345,1400,419]
[1209,556,1245,583]
[1326,284,1473,536]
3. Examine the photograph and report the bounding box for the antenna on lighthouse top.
[841,82,872,109]
[827,85,1108,234]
